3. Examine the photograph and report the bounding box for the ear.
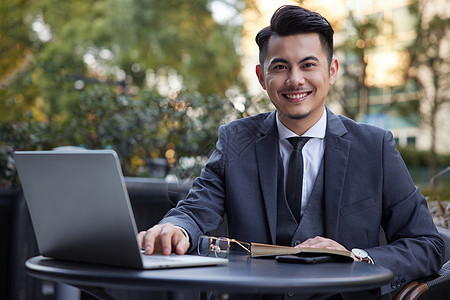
[256,65,266,90]
[329,58,339,85]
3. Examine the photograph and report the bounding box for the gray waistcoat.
[276,158,325,246]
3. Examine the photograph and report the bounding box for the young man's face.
[256,33,338,134]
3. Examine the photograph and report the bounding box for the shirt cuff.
[175,226,190,243]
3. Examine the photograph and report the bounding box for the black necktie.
[286,137,310,223]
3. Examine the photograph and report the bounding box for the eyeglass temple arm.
[231,239,251,253]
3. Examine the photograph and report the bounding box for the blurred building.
[337,0,450,154]
[241,0,450,154]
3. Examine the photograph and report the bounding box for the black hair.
[255,5,334,68]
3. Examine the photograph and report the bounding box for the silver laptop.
[14,150,227,269]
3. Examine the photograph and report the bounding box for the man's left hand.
[295,236,348,252]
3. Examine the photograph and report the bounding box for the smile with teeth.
[284,92,310,100]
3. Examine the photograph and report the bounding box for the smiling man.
[138,5,444,300]
[256,33,338,136]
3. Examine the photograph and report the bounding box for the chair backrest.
[394,226,450,300]
[437,226,450,262]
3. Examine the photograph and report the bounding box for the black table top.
[25,254,393,295]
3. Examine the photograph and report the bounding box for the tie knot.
[287,137,310,150]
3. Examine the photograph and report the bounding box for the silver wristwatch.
[351,248,374,264]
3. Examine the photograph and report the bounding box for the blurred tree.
[406,0,450,185]
[1,0,253,184]
[35,85,245,178]
[1,0,109,121]
[0,0,32,87]
[0,84,255,187]
[107,0,244,95]
[331,11,383,120]
[1,0,244,121]
[0,0,37,120]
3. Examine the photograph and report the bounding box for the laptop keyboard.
[141,254,183,262]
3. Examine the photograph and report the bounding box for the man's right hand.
[137,223,190,256]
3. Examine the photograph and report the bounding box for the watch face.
[352,248,368,258]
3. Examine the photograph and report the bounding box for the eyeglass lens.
[197,236,230,258]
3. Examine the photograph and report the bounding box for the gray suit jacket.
[162,107,444,297]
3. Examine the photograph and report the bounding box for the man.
[138,5,444,299]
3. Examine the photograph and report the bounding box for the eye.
[273,65,287,70]
[303,62,316,68]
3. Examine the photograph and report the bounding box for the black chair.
[2,189,44,300]
[395,226,450,300]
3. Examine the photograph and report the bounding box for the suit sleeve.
[367,130,444,294]
[159,125,228,252]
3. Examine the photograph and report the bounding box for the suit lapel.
[254,109,351,243]
[255,112,279,244]
[324,108,351,240]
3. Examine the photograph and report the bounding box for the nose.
[286,68,305,87]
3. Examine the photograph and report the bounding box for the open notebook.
[14,150,227,269]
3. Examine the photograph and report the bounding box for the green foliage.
[397,146,450,168]
[0,85,258,188]
[64,86,242,176]
[421,186,450,202]
[0,0,33,80]
[0,117,54,188]
[397,146,450,203]
[108,0,243,94]
[1,0,244,121]
[0,0,251,187]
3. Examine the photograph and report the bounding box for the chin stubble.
[288,113,309,120]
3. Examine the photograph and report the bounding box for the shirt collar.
[276,108,327,141]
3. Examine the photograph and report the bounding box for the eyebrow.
[268,56,320,67]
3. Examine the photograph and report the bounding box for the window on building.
[406,136,416,147]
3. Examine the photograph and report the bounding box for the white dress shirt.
[276,108,327,216]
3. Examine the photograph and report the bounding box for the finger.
[311,240,335,249]
[137,231,144,247]
[137,231,147,248]
[296,237,347,251]
[173,232,190,255]
[296,237,322,248]
[311,241,337,249]
[143,225,164,255]
[159,224,177,255]
[313,238,347,251]
[175,242,189,255]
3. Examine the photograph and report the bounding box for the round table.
[25,254,393,299]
